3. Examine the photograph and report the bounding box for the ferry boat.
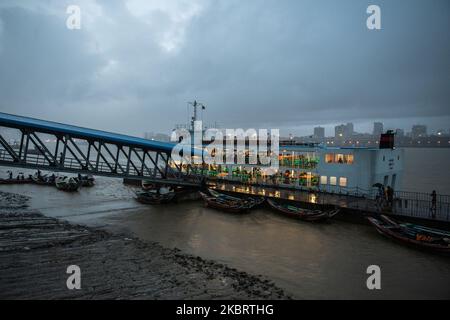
[170,102,404,198]
[199,139,403,197]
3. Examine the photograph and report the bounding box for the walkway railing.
[211,176,450,222]
[391,191,450,222]
[0,149,202,186]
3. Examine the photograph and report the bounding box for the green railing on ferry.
[279,158,319,169]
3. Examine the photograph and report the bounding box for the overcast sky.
[0,0,449,137]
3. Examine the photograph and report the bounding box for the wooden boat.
[171,186,201,202]
[141,180,155,191]
[31,172,55,186]
[79,174,95,187]
[55,176,81,192]
[400,222,450,239]
[367,215,450,254]
[208,188,265,207]
[267,198,340,222]
[135,190,176,205]
[199,191,255,214]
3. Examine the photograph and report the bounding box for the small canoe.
[208,188,265,207]
[55,176,81,192]
[267,198,339,222]
[367,215,450,254]
[171,186,201,201]
[399,222,450,238]
[135,190,176,205]
[199,191,254,214]
[141,180,156,191]
[31,173,55,186]
[79,175,95,187]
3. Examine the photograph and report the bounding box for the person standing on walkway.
[375,185,384,210]
[431,190,437,219]
[387,186,394,208]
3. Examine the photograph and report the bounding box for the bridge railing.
[0,148,202,185]
[0,113,208,186]
[0,149,14,163]
[0,149,160,178]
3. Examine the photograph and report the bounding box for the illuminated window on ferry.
[339,177,347,187]
[334,154,345,164]
[320,176,327,185]
[325,153,354,164]
[325,154,334,163]
[344,154,354,164]
[330,176,337,186]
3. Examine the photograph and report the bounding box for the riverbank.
[0,191,289,299]
[1,173,450,299]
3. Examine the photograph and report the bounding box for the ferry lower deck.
[210,180,450,225]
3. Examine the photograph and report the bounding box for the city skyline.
[288,121,449,139]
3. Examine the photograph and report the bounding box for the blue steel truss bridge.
[0,112,202,187]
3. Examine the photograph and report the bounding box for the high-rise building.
[395,128,404,137]
[335,123,353,139]
[373,122,383,137]
[314,126,325,140]
[335,124,346,139]
[411,125,427,139]
[346,123,354,136]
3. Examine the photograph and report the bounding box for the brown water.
[1,148,449,299]
[402,148,450,194]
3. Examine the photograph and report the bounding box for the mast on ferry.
[188,100,206,132]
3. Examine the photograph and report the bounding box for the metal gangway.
[0,112,201,187]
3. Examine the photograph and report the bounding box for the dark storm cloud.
[0,6,104,103]
[0,0,449,136]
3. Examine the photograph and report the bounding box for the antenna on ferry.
[188,100,206,131]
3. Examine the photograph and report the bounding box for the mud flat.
[0,191,289,300]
